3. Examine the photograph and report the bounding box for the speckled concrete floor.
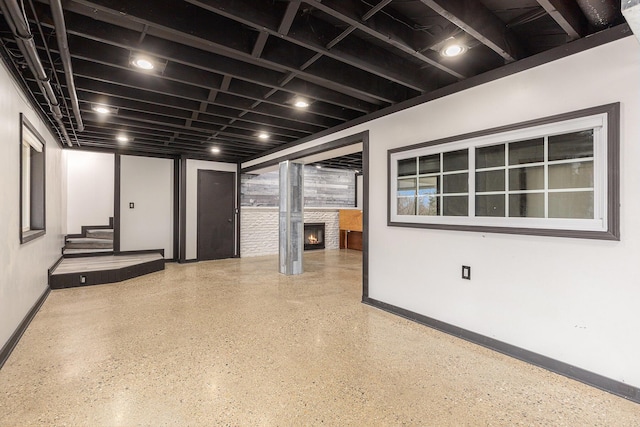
[0,249,638,426]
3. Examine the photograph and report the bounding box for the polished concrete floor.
[1,250,638,426]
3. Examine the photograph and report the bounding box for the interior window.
[20,114,46,243]
[388,104,619,240]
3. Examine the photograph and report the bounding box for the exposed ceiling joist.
[536,0,588,40]
[65,0,404,105]
[303,0,467,79]
[418,0,526,62]
[278,0,301,35]
[186,0,432,92]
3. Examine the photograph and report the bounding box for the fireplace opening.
[304,223,325,250]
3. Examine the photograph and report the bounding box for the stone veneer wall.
[241,208,344,257]
[241,166,356,207]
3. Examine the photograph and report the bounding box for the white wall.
[0,60,65,350]
[242,36,640,388]
[120,155,174,259]
[185,159,237,260]
[65,150,114,234]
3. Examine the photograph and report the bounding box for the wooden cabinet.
[339,210,363,251]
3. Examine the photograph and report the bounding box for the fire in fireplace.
[304,223,325,250]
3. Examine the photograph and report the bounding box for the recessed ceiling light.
[258,132,269,140]
[294,99,309,108]
[91,104,113,114]
[441,43,466,57]
[131,56,155,70]
[116,135,129,143]
[211,147,221,154]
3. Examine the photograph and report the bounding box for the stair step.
[63,248,113,255]
[65,237,113,249]
[85,229,114,240]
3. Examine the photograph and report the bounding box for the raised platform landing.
[49,252,164,289]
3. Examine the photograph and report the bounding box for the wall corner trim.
[0,286,50,370]
[362,297,640,404]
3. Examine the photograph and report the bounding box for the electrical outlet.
[80,275,86,284]
[129,202,135,209]
[461,265,471,280]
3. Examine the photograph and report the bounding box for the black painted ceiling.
[0,0,625,171]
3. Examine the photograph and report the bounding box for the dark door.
[197,170,235,260]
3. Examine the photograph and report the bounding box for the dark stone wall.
[241,166,356,207]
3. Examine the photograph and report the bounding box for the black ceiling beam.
[75,139,178,153]
[79,118,209,140]
[186,0,433,93]
[62,0,402,105]
[251,31,269,58]
[258,91,358,123]
[57,13,374,116]
[316,160,362,171]
[302,0,466,80]
[536,0,588,40]
[81,127,172,144]
[203,87,344,128]
[77,95,195,123]
[74,93,286,149]
[284,16,429,93]
[260,38,413,103]
[42,1,375,114]
[219,0,315,140]
[60,36,345,128]
[79,131,174,148]
[278,1,301,35]
[75,108,294,146]
[418,0,526,62]
[197,109,318,137]
[73,76,200,111]
[74,72,328,136]
[68,0,265,57]
[72,60,212,102]
[237,1,297,138]
[64,60,326,137]
[81,123,281,152]
[363,0,392,20]
[75,139,238,161]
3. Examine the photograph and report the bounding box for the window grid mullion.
[469,147,476,218]
[504,143,509,218]
[544,136,549,219]
[414,158,418,216]
[594,127,603,220]
[439,152,443,217]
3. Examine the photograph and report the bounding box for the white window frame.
[387,104,620,240]
[21,140,32,233]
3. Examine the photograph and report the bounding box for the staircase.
[63,219,114,255]
[50,218,165,289]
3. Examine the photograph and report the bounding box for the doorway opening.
[240,131,369,298]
